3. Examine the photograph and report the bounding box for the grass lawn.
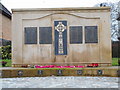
[0,59,12,67]
[0,58,119,67]
[112,58,119,66]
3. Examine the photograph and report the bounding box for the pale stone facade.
[12,7,112,67]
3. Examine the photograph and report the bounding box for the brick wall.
[0,13,11,41]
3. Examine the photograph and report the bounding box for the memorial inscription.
[24,27,37,44]
[70,26,83,44]
[39,27,52,44]
[85,26,98,43]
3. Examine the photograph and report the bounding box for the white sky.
[1,0,119,12]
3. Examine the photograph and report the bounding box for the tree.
[94,2,119,41]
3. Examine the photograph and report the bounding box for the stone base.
[1,67,119,78]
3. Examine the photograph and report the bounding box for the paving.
[1,76,119,88]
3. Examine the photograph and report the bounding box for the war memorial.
[1,6,120,88]
[12,7,112,67]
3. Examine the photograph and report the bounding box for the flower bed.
[34,63,99,68]
[35,65,85,68]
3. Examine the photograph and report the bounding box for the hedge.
[0,45,11,59]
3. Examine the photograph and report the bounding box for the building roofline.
[12,7,111,12]
[0,3,11,19]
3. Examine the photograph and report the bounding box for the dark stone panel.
[39,27,52,44]
[57,69,63,75]
[18,70,23,76]
[38,70,43,75]
[24,27,37,44]
[85,26,98,43]
[77,70,83,75]
[54,21,67,55]
[97,70,103,75]
[70,26,83,44]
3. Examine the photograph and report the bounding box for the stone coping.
[12,7,111,12]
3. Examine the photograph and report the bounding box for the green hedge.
[0,45,11,59]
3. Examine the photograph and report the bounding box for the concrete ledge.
[1,67,119,78]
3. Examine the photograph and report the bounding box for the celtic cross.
[55,22,66,54]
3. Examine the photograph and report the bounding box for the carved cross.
[55,22,66,54]
[55,22,66,33]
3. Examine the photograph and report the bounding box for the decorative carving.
[55,22,66,54]
[18,70,23,76]
[23,13,100,20]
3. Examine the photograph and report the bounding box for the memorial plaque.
[70,26,83,44]
[39,27,52,44]
[57,70,63,75]
[18,70,23,76]
[85,26,98,43]
[38,70,43,75]
[24,27,37,44]
[54,21,67,55]
[97,70,102,75]
[77,70,83,75]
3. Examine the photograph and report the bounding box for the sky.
[1,0,119,12]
